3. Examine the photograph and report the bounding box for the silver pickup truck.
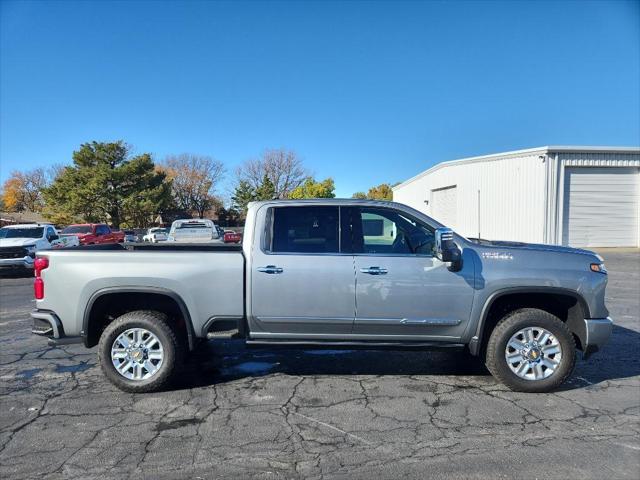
[31,199,612,393]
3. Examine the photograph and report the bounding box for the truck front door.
[249,205,355,337]
[351,206,475,340]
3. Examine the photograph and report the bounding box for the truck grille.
[0,247,27,259]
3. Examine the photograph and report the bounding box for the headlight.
[590,263,607,274]
[25,246,36,253]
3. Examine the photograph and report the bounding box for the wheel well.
[479,292,586,357]
[84,292,192,349]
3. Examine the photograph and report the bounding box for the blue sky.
[1,0,639,199]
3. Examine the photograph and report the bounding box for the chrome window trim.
[260,205,344,257]
[259,203,441,259]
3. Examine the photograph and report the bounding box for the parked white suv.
[0,223,76,269]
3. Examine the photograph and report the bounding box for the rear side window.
[268,206,339,253]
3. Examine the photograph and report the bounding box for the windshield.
[0,227,44,239]
[62,225,92,234]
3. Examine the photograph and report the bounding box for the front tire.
[485,308,576,393]
[98,310,184,393]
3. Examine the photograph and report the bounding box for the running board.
[245,339,465,351]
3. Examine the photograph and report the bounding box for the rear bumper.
[0,256,34,268]
[31,310,82,345]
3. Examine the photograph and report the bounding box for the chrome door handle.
[257,265,284,274]
[360,266,388,275]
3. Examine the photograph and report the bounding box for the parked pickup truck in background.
[166,219,222,243]
[0,223,62,269]
[59,223,125,245]
[31,199,612,393]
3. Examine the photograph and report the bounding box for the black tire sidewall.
[98,313,178,392]
[487,310,576,393]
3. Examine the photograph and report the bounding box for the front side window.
[268,206,339,254]
[353,208,435,256]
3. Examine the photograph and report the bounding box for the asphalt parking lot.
[1,251,639,479]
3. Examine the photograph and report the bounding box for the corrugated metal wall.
[394,153,547,242]
[394,148,640,246]
[553,151,640,246]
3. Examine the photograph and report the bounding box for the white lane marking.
[612,442,640,451]
[291,411,373,445]
[576,376,594,385]
[0,319,29,326]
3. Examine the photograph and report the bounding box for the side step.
[245,339,465,351]
[206,329,241,340]
[204,317,242,340]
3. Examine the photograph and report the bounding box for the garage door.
[562,167,640,247]
[431,185,457,229]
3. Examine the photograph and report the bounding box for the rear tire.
[98,310,184,393]
[485,308,575,393]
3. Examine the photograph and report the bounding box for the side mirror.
[435,227,462,271]
[48,234,59,242]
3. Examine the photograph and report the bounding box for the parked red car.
[223,230,242,243]
[59,224,125,245]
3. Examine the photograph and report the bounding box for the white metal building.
[392,146,640,248]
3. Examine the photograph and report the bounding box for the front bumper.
[582,317,613,359]
[31,310,82,345]
[0,256,34,268]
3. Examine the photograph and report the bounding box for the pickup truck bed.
[34,243,246,349]
[62,243,243,252]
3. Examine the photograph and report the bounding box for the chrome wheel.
[111,328,164,380]
[505,326,562,381]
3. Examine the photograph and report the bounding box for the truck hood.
[0,238,38,248]
[470,239,597,258]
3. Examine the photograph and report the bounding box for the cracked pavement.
[1,251,639,479]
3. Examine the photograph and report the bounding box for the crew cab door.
[351,206,475,340]
[249,205,355,336]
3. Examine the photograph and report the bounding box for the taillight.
[34,257,49,299]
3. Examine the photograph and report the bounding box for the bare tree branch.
[162,154,225,218]
[235,148,308,199]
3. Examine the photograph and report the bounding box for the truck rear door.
[249,205,355,337]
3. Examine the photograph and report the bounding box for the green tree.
[289,177,335,199]
[230,180,257,217]
[43,141,172,228]
[366,183,393,200]
[351,183,394,201]
[255,174,276,201]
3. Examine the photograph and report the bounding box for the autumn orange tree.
[1,168,48,212]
